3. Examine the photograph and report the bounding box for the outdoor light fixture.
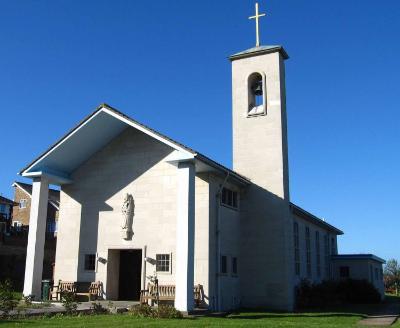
[144,256,157,265]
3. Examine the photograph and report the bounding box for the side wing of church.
[19,45,384,312]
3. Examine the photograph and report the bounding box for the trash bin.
[42,280,51,301]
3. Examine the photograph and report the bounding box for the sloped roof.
[290,203,343,235]
[229,45,289,61]
[12,181,60,209]
[0,195,17,206]
[19,104,250,186]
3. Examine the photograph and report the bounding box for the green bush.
[129,304,153,318]
[0,280,18,315]
[296,278,381,309]
[155,305,183,319]
[129,304,182,319]
[90,302,109,314]
[60,291,79,315]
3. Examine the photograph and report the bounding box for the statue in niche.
[121,193,134,240]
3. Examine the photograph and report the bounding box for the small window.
[19,199,27,209]
[0,204,5,212]
[375,268,379,280]
[84,254,96,271]
[221,188,238,209]
[315,231,321,277]
[13,221,22,232]
[156,254,170,272]
[340,266,350,278]
[46,220,57,233]
[232,257,238,275]
[220,255,227,274]
[370,265,374,282]
[293,222,300,276]
[331,237,336,255]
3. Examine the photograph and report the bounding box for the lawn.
[1,295,399,327]
[0,312,392,328]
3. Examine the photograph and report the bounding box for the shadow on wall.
[61,127,174,283]
[237,181,293,310]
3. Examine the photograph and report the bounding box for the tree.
[384,259,400,295]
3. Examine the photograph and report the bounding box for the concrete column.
[23,177,49,299]
[175,161,195,312]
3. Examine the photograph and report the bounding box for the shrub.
[129,304,182,319]
[60,291,79,315]
[155,305,183,319]
[23,295,33,307]
[0,280,18,315]
[90,302,108,314]
[296,278,381,309]
[129,304,153,318]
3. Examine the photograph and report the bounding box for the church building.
[20,6,385,312]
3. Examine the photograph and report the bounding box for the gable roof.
[19,104,250,186]
[290,203,343,235]
[12,181,60,209]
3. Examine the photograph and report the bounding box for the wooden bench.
[50,280,76,301]
[140,284,203,307]
[49,280,103,301]
[75,281,103,301]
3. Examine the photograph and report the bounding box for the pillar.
[23,176,49,299]
[175,161,195,312]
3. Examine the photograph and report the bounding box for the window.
[46,220,57,233]
[13,221,22,232]
[0,204,5,212]
[19,199,27,209]
[324,234,330,278]
[232,257,238,275]
[340,266,350,278]
[248,72,266,116]
[293,222,300,276]
[220,255,227,274]
[315,231,321,277]
[306,227,311,278]
[331,237,336,255]
[221,188,238,209]
[370,265,373,282]
[375,268,379,281]
[156,254,170,272]
[84,254,96,271]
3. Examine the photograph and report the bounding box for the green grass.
[1,295,399,327]
[0,312,369,328]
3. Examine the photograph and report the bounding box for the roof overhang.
[290,203,344,235]
[331,254,386,264]
[229,45,289,61]
[20,104,251,187]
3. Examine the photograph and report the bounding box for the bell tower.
[230,45,290,200]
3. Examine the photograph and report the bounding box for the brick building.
[12,181,59,236]
[0,195,16,233]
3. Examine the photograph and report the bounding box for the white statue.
[121,193,134,240]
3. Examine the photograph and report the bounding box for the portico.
[20,104,247,311]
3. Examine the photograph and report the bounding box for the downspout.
[215,171,229,311]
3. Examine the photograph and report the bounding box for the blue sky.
[0,0,399,260]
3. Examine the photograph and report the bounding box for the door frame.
[106,246,147,300]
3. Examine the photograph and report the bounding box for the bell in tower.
[248,72,265,115]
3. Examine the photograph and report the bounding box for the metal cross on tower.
[249,2,266,47]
